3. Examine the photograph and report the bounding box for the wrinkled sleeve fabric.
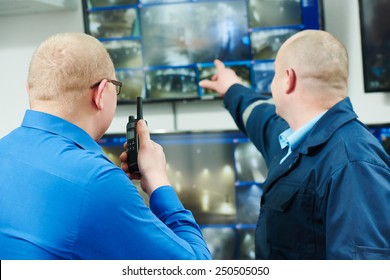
[223,84,288,165]
[326,161,390,259]
[73,166,211,260]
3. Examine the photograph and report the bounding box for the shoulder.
[323,120,389,173]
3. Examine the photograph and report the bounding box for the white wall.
[0,0,389,138]
[323,0,390,124]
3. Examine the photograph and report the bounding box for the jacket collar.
[262,97,358,193]
[299,97,358,155]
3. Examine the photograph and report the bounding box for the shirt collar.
[21,110,104,155]
[279,111,327,152]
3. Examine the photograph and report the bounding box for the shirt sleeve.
[326,161,390,259]
[72,167,212,260]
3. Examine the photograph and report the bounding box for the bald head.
[28,32,114,110]
[271,30,350,129]
[278,30,349,94]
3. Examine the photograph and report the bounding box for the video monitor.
[252,62,275,95]
[238,228,256,260]
[368,123,390,155]
[154,133,237,225]
[88,8,139,38]
[234,141,268,183]
[359,0,390,92]
[201,227,236,260]
[145,68,198,101]
[248,0,302,28]
[102,40,142,69]
[250,28,300,60]
[236,185,263,225]
[116,69,145,100]
[140,0,250,67]
[83,0,323,103]
[97,130,266,259]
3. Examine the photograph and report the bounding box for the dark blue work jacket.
[224,84,390,259]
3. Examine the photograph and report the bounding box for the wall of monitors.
[83,0,323,103]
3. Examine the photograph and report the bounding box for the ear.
[91,80,107,110]
[26,83,30,96]
[285,68,296,94]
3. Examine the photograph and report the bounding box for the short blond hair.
[28,32,114,109]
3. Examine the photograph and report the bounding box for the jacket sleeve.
[326,161,390,259]
[223,84,289,165]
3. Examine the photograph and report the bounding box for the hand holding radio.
[121,97,170,195]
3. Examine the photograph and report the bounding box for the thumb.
[137,119,150,147]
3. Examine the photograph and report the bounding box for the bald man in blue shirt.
[0,32,211,260]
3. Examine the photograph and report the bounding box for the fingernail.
[139,119,147,127]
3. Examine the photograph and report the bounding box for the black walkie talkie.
[126,97,143,174]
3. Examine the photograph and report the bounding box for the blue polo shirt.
[0,110,211,260]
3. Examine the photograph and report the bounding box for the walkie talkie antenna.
[137,97,143,119]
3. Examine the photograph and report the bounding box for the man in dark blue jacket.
[200,30,390,259]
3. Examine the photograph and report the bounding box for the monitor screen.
[97,130,268,259]
[359,0,390,92]
[140,1,250,67]
[83,0,324,103]
[368,123,390,155]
